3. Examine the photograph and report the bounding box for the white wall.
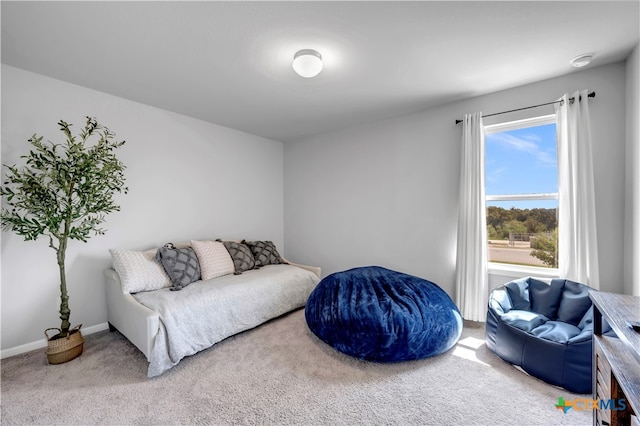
[1,65,285,352]
[625,44,640,297]
[285,62,628,299]
[2,58,632,353]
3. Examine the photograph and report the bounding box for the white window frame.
[484,114,559,277]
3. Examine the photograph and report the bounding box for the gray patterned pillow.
[243,240,287,267]
[155,244,201,291]
[221,241,255,275]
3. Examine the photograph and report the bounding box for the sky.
[485,123,558,210]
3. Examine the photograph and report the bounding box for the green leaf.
[1,117,128,330]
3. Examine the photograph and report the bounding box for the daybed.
[486,276,597,394]
[105,239,320,377]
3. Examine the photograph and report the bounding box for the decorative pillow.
[556,279,593,326]
[190,240,235,280]
[529,278,564,319]
[221,240,255,274]
[504,277,531,311]
[243,240,287,267]
[110,249,171,294]
[155,243,201,291]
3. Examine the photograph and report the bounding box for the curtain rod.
[454,91,596,125]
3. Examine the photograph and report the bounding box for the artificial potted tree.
[1,117,127,364]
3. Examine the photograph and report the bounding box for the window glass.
[486,123,557,196]
[485,117,558,269]
[486,201,557,268]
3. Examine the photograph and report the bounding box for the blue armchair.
[486,277,597,394]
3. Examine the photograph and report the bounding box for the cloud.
[486,166,506,184]
[487,132,557,167]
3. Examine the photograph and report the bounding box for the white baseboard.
[0,322,109,359]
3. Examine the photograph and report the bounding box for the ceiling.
[2,1,639,143]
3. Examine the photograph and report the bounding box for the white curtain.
[555,90,600,289]
[455,112,488,321]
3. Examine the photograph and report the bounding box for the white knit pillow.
[110,249,171,294]
[190,240,235,280]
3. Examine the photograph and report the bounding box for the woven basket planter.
[45,324,84,365]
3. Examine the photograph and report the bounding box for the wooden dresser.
[590,291,640,426]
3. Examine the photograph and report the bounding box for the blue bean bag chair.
[305,266,463,362]
[486,277,600,394]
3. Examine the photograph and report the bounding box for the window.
[484,114,558,270]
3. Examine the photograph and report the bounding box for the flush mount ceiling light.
[570,52,595,68]
[293,49,323,78]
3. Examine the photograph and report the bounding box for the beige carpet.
[1,309,591,425]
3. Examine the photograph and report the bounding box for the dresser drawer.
[596,407,611,426]
[596,368,610,399]
[594,340,612,426]
[595,341,611,387]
